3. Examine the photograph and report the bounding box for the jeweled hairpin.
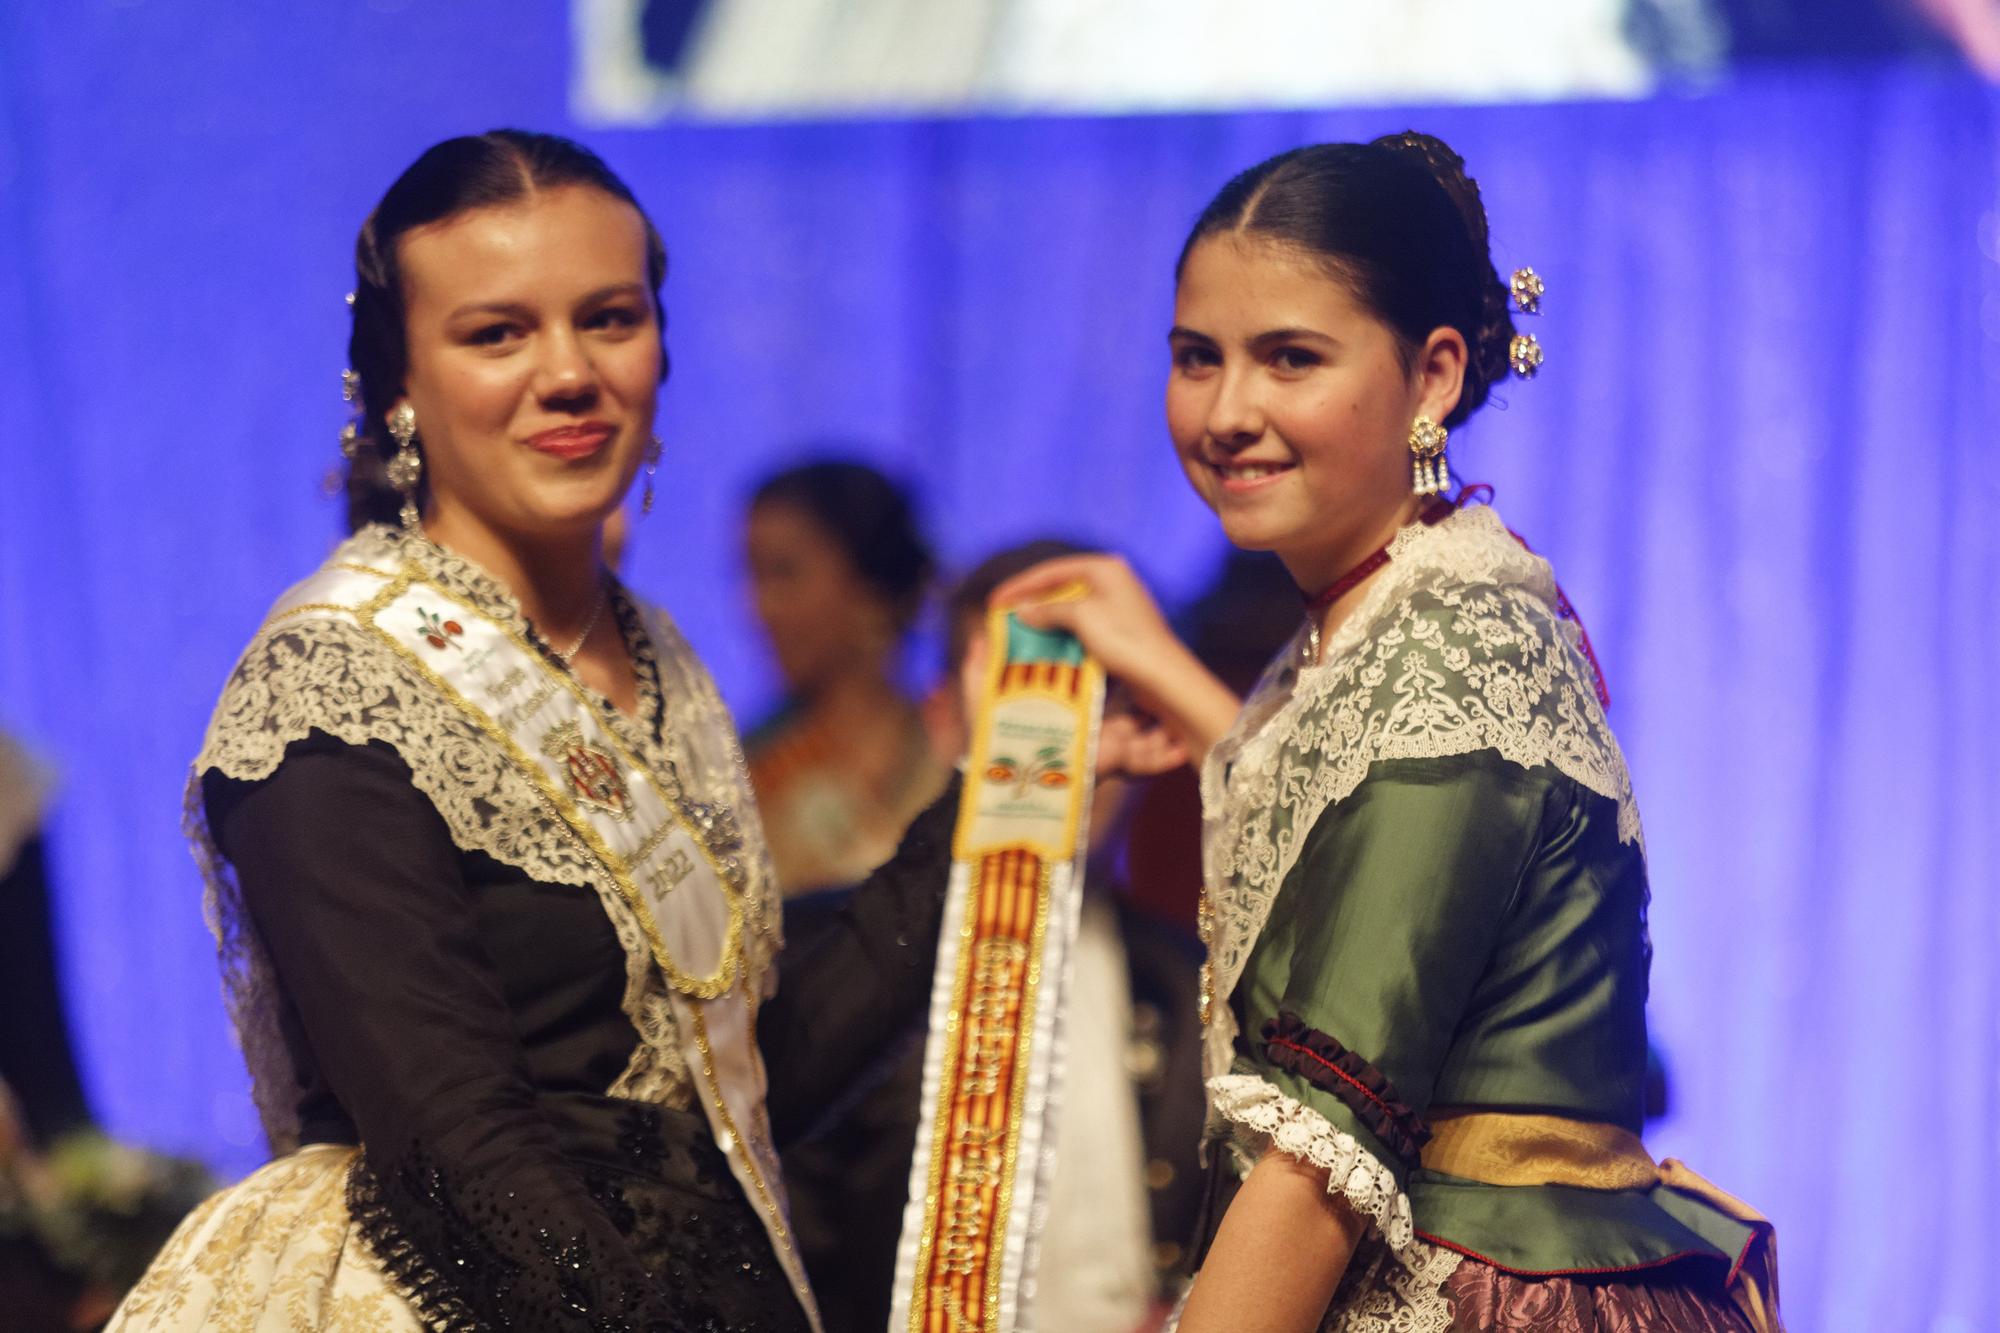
[1508,267,1546,378]
[1510,267,1544,315]
[339,367,365,469]
[1509,333,1544,378]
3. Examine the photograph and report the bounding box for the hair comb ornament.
[1507,266,1545,378]
[1510,267,1544,315]
[1509,334,1544,378]
[331,367,367,497]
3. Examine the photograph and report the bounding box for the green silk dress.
[1188,505,1766,1332]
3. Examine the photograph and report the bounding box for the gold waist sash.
[1421,1110,1782,1333]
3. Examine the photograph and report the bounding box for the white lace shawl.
[191,526,784,1153]
[1192,504,1642,1319]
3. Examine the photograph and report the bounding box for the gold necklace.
[553,583,608,666]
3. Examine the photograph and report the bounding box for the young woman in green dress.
[997,133,1779,1333]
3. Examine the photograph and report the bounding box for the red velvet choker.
[1298,487,1611,708]
[1300,497,1457,617]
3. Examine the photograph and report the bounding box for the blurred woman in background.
[743,460,951,896]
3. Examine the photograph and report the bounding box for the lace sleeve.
[208,733,680,1331]
[757,772,962,1147]
[1205,1071,1418,1260]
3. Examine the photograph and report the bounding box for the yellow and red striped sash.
[890,604,1104,1333]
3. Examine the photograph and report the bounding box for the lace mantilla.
[192,526,783,1152]
[1198,505,1643,1082]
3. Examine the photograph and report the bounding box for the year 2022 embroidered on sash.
[890,603,1104,1333]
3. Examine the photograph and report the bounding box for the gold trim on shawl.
[284,563,748,1000]
[687,1002,787,1244]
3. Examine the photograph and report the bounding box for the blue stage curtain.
[1,7,1994,1327]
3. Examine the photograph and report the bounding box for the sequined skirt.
[108,1095,810,1333]
[539,1090,811,1333]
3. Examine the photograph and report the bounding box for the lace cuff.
[1206,1072,1421,1268]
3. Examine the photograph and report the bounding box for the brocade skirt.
[1441,1255,1755,1332]
[107,1094,810,1333]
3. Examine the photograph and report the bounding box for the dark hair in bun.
[342,129,668,531]
[1177,131,1518,429]
[752,459,935,632]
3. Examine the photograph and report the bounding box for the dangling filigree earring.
[1409,416,1450,497]
[385,403,422,531]
[641,436,662,516]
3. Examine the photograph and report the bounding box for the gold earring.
[1409,416,1449,497]
[385,403,422,531]
[641,436,662,516]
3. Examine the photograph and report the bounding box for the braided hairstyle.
[342,130,669,531]
[1177,131,1519,429]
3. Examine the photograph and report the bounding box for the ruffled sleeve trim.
[1261,1011,1430,1165]
[1206,1072,1422,1269]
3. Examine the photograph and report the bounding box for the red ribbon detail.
[1302,484,1612,710]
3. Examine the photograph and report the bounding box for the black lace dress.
[204,730,959,1333]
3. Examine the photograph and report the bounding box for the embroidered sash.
[268,557,821,1332]
[890,607,1104,1333]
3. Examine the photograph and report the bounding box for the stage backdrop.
[2,8,1996,1331]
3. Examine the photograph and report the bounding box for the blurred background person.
[744,459,953,897]
[0,732,88,1152]
[0,734,211,1332]
[783,539,1206,1333]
